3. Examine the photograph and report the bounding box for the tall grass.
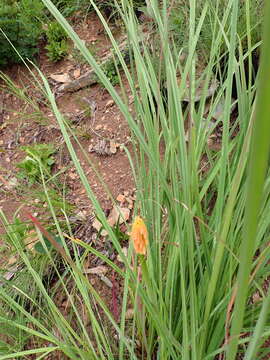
[0,0,270,359]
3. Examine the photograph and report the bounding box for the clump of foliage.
[0,0,43,67]
[101,57,121,86]
[17,144,56,184]
[0,0,82,67]
[45,20,69,62]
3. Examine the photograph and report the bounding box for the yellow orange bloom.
[130,216,148,255]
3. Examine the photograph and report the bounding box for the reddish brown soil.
[0,13,134,265]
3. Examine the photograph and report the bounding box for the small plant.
[45,21,68,62]
[0,0,43,67]
[17,144,56,184]
[101,57,120,86]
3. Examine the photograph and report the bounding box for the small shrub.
[45,21,69,62]
[0,0,43,67]
[17,144,56,184]
[101,58,120,86]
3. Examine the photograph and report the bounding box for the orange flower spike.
[130,216,149,255]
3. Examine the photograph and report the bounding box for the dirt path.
[0,13,135,266]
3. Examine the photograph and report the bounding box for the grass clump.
[170,0,263,60]
[0,0,270,359]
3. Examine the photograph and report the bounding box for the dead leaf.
[105,99,114,108]
[92,218,108,236]
[100,275,113,288]
[108,206,130,227]
[116,194,126,203]
[125,308,134,319]
[84,265,108,275]
[92,218,102,232]
[50,73,71,83]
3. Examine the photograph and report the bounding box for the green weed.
[45,20,69,61]
[17,143,56,184]
[101,57,121,86]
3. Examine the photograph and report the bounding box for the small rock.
[95,124,102,131]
